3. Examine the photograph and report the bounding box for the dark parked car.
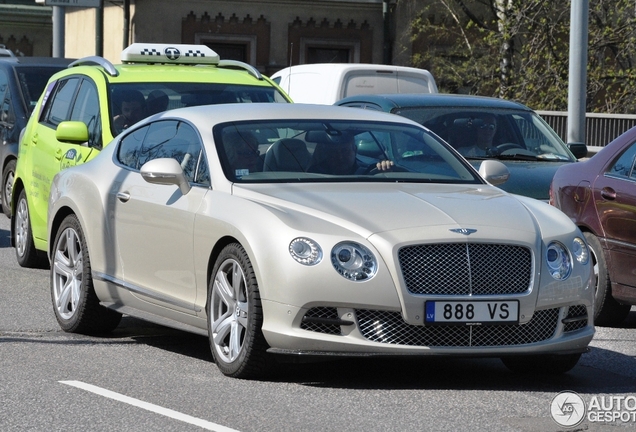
[551,127,636,326]
[337,93,587,201]
[0,56,74,216]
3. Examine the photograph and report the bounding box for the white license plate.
[424,300,519,325]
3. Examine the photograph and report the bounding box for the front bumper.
[261,300,594,356]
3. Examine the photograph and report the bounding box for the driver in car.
[308,133,394,175]
[458,114,498,157]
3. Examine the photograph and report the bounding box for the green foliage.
[409,0,636,113]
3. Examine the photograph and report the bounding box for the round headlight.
[331,242,377,281]
[546,242,572,280]
[572,237,589,265]
[289,237,322,266]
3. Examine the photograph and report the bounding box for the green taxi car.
[11,43,291,267]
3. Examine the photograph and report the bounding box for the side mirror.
[140,157,191,195]
[567,142,588,159]
[478,159,510,186]
[56,121,89,144]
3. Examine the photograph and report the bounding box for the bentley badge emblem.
[450,228,477,235]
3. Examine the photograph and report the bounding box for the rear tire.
[51,214,121,334]
[2,159,15,217]
[208,243,269,378]
[501,353,581,375]
[584,232,631,326]
[14,189,46,268]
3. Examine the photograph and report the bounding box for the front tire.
[585,232,631,326]
[14,189,46,268]
[208,243,269,378]
[501,353,582,375]
[2,159,15,217]
[51,214,121,334]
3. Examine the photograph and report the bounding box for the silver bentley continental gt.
[47,103,594,378]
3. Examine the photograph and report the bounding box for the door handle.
[600,187,616,200]
[116,192,130,202]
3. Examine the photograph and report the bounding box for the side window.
[117,125,149,169]
[0,88,13,126]
[118,120,207,185]
[0,70,7,103]
[140,121,204,183]
[0,70,13,126]
[194,149,210,186]
[70,79,102,149]
[609,141,636,179]
[41,77,80,127]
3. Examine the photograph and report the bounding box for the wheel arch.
[9,176,25,247]
[2,154,16,173]
[48,205,77,259]
[205,235,241,301]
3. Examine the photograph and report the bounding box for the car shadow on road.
[120,312,636,393]
[50,304,632,394]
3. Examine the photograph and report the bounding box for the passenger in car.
[146,89,169,115]
[223,130,263,177]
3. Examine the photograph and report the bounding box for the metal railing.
[538,111,636,148]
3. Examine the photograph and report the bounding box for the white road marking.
[59,380,241,432]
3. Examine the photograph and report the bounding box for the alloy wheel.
[15,196,30,258]
[210,258,249,364]
[51,226,83,320]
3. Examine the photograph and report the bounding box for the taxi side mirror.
[56,121,89,144]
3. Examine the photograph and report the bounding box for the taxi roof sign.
[121,43,220,65]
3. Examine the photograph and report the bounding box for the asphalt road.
[1,214,635,431]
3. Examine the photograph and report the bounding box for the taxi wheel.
[501,353,581,375]
[1,159,15,218]
[208,243,269,378]
[584,232,631,327]
[14,189,46,268]
[51,214,122,334]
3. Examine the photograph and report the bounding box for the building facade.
[2,0,423,74]
[0,0,56,56]
[65,0,398,74]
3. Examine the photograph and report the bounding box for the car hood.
[233,182,549,241]
[468,160,570,201]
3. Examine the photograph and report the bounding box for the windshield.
[214,120,482,184]
[394,107,574,162]
[109,82,288,135]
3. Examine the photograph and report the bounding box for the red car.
[550,127,636,326]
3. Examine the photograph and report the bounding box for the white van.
[271,63,438,104]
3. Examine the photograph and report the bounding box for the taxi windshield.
[109,82,287,135]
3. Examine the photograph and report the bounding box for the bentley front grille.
[356,308,559,347]
[398,243,533,295]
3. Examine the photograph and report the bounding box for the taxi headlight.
[289,237,322,266]
[546,242,572,280]
[572,237,589,265]
[331,242,377,281]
